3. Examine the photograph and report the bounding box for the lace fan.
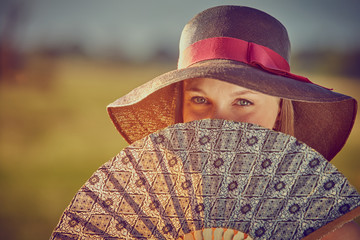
[51,119,360,240]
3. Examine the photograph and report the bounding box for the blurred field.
[0,55,359,240]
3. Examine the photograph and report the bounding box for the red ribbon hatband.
[178,37,321,86]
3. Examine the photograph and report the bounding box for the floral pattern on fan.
[51,119,360,240]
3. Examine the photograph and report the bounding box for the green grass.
[0,55,359,239]
[0,56,173,240]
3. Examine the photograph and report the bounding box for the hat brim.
[112,60,351,105]
[107,60,357,160]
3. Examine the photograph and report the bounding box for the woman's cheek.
[183,105,209,122]
[246,111,277,129]
[228,108,253,123]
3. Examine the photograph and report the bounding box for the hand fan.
[51,119,360,240]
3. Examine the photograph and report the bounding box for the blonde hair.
[275,99,295,136]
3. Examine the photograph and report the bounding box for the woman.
[107,5,360,239]
[181,77,360,239]
[51,5,360,240]
[108,6,355,162]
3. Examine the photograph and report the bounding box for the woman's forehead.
[184,78,259,95]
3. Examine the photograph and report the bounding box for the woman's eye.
[236,99,252,106]
[191,96,208,104]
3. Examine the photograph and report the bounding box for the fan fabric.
[51,119,360,240]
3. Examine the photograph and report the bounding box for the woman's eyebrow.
[184,87,205,93]
[230,90,258,97]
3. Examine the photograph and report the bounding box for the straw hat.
[107,5,357,161]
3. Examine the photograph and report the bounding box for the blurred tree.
[341,50,360,79]
[0,0,26,83]
[293,49,360,80]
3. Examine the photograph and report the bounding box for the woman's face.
[182,78,281,129]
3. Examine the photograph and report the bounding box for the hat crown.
[179,5,291,62]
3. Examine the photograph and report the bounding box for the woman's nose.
[211,107,232,120]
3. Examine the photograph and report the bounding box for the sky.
[1,0,360,60]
